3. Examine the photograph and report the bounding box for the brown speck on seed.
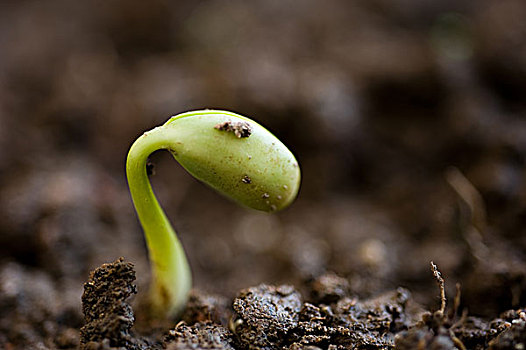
[214,121,252,138]
[242,175,252,184]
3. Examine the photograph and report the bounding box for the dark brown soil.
[77,259,526,349]
[2,0,526,349]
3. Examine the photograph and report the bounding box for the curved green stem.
[126,126,191,317]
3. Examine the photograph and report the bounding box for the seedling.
[126,110,301,318]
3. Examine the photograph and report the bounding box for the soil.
[76,259,525,349]
[2,0,526,349]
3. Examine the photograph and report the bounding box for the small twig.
[451,283,462,319]
[431,261,446,315]
[428,261,468,350]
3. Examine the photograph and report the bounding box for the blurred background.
[1,0,526,343]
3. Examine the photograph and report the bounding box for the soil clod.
[164,322,235,350]
[308,273,350,304]
[232,284,303,350]
[488,310,526,349]
[181,289,231,326]
[289,288,415,350]
[79,258,146,350]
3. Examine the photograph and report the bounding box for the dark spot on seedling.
[214,121,252,138]
[159,284,171,307]
[242,175,252,184]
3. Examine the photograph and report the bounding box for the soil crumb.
[231,284,303,350]
[288,288,416,350]
[394,304,517,350]
[307,273,351,304]
[79,257,147,350]
[164,322,235,350]
[230,283,423,350]
[214,121,252,138]
[489,310,526,349]
[181,289,231,326]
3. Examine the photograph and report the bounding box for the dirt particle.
[277,195,282,200]
[283,185,288,190]
[270,205,277,211]
[180,289,231,325]
[242,175,252,184]
[214,121,252,138]
[262,193,270,199]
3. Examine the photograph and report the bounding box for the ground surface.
[1,0,526,349]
